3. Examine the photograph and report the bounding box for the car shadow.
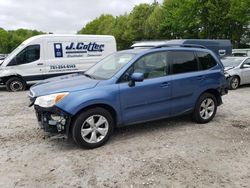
[0,86,6,92]
[238,84,250,89]
[49,114,197,151]
[0,85,31,92]
[113,115,194,139]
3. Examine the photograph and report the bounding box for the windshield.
[221,57,244,67]
[85,52,136,79]
[2,43,24,65]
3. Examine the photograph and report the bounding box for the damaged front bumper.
[34,105,72,137]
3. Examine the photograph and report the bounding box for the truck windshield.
[221,57,244,67]
[2,44,24,65]
[85,52,136,79]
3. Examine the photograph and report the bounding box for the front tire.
[6,77,26,92]
[193,93,217,124]
[228,76,240,90]
[71,107,114,149]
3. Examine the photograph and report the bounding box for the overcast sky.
[0,0,163,34]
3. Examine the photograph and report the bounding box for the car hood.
[30,73,100,97]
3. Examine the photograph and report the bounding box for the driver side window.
[8,45,40,66]
[243,59,250,66]
[120,51,168,82]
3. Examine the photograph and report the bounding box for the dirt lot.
[0,86,250,188]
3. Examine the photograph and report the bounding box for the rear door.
[118,51,172,125]
[168,50,201,115]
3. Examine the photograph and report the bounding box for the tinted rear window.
[197,52,217,70]
[168,51,198,74]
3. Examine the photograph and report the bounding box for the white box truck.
[0,34,116,91]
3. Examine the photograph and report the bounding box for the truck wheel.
[228,76,240,90]
[193,93,217,124]
[72,107,114,149]
[6,77,26,92]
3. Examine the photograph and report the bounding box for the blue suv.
[29,45,227,148]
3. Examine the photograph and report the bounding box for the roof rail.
[152,44,207,49]
[130,45,156,49]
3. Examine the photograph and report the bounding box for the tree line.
[0,28,44,53]
[0,0,249,53]
[78,0,250,50]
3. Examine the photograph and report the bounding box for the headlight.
[34,92,69,108]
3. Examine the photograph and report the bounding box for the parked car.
[29,45,227,148]
[0,34,116,92]
[221,56,250,89]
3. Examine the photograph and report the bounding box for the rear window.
[197,52,217,70]
[168,51,198,74]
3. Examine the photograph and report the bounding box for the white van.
[0,34,116,91]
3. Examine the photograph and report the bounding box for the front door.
[118,51,172,125]
[12,44,45,81]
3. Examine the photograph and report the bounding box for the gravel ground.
[0,86,250,188]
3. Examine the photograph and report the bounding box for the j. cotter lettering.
[66,42,105,52]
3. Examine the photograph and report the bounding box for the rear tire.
[71,107,114,149]
[193,93,217,124]
[228,76,240,90]
[6,77,26,92]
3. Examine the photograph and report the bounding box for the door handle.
[161,82,170,88]
[197,76,206,80]
[37,63,44,66]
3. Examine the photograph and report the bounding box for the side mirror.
[128,72,144,87]
[242,64,250,68]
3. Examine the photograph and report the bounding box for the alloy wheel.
[81,115,109,144]
[199,98,215,120]
[231,77,239,89]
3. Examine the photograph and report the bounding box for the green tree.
[0,28,9,53]
[144,4,165,39]
[78,14,131,50]
[125,4,154,42]
[78,14,116,35]
[161,0,250,47]
[197,0,231,39]
[113,14,131,49]
[161,0,200,39]
[0,28,44,53]
[227,0,250,47]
